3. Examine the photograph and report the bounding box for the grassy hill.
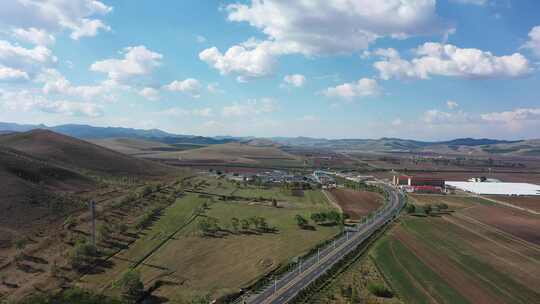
[0,130,174,176]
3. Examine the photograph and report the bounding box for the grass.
[79,181,340,303]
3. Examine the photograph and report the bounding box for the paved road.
[237,184,405,304]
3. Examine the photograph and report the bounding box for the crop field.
[485,195,540,213]
[370,202,540,304]
[408,194,493,210]
[328,188,383,220]
[79,179,340,302]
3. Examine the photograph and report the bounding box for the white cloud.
[423,109,472,124]
[202,0,451,80]
[450,0,487,5]
[522,26,540,58]
[159,107,213,118]
[199,40,278,81]
[12,27,56,46]
[226,0,451,56]
[322,78,382,100]
[70,18,111,40]
[207,83,224,94]
[138,87,160,101]
[0,65,29,80]
[0,89,103,117]
[391,118,402,126]
[90,45,163,84]
[0,39,56,78]
[481,108,540,123]
[374,43,530,80]
[0,0,112,40]
[447,100,459,109]
[164,78,202,98]
[37,68,110,100]
[283,74,306,87]
[299,115,320,122]
[196,35,207,43]
[222,98,277,117]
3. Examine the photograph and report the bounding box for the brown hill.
[0,129,174,176]
[0,147,94,236]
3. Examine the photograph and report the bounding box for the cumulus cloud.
[222,98,277,117]
[138,87,160,101]
[522,26,540,58]
[90,46,163,84]
[447,100,459,109]
[202,0,451,80]
[199,40,278,81]
[0,89,103,117]
[164,78,202,98]
[0,39,56,78]
[0,65,29,81]
[322,78,382,100]
[283,74,306,87]
[0,0,112,40]
[226,0,450,56]
[12,27,56,46]
[374,43,530,80]
[37,69,110,100]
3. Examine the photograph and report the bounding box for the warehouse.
[446,181,540,196]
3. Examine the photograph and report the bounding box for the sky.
[0,0,539,140]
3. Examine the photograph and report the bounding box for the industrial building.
[393,175,445,187]
[446,181,540,196]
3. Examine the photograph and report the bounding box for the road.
[237,183,405,304]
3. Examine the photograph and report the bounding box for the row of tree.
[199,216,273,236]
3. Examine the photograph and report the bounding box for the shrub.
[367,282,393,298]
[117,270,144,303]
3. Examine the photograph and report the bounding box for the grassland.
[79,178,341,302]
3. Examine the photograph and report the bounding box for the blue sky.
[0,0,539,140]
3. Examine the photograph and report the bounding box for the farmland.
[302,193,540,304]
[328,188,383,220]
[485,195,540,213]
[78,177,341,302]
[369,197,540,304]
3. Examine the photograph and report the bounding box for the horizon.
[1,120,537,142]
[1,1,539,140]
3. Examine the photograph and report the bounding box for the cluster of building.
[392,175,446,193]
[393,174,540,196]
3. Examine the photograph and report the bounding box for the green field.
[370,215,540,304]
[79,180,340,302]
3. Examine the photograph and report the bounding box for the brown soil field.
[486,195,540,213]
[329,188,382,220]
[465,204,540,245]
[408,194,483,209]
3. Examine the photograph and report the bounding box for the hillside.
[0,130,174,176]
[0,147,94,235]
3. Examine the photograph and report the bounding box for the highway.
[237,183,405,304]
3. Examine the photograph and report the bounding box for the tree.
[424,204,432,215]
[231,217,240,233]
[117,270,144,303]
[241,218,250,231]
[98,223,111,242]
[295,214,308,228]
[272,198,278,208]
[406,204,416,214]
[438,203,448,210]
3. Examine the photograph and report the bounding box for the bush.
[406,204,416,214]
[367,282,393,298]
[117,270,144,303]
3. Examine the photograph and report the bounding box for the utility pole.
[89,200,96,246]
[274,278,277,294]
[317,248,320,263]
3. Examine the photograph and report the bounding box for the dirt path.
[323,190,343,213]
[394,228,505,304]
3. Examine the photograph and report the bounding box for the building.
[393,175,445,188]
